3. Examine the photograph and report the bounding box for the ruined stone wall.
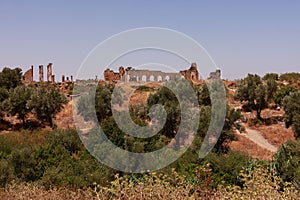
[209,69,221,79]
[22,66,34,84]
[125,69,181,82]
[179,63,199,81]
[104,68,120,82]
[104,63,198,83]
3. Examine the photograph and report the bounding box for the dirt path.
[240,128,278,152]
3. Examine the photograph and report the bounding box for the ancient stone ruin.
[22,63,74,85]
[208,69,221,79]
[104,63,199,83]
[39,65,44,82]
[47,63,53,82]
[22,66,33,84]
[179,63,199,81]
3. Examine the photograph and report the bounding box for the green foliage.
[280,72,300,82]
[0,129,114,188]
[274,140,300,188]
[0,67,23,90]
[194,83,211,106]
[204,151,251,187]
[136,85,154,92]
[0,88,8,120]
[274,85,297,106]
[235,74,268,119]
[77,84,117,122]
[29,86,68,127]
[283,91,300,139]
[0,159,14,187]
[265,78,278,102]
[4,85,32,123]
[147,85,180,139]
[263,73,279,81]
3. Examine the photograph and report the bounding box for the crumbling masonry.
[22,63,74,84]
[104,63,199,83]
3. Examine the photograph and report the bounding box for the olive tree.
[0,67,23,90]
[4,85,32,124]
[283,91,300,139]
[28,86,68,127]
[235,74,268,119]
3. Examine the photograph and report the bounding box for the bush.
[136,85,154,92]
[280,72,300,82]
[274,140,300,188]
[274,85,297,106]
[263,73,279,81]
[203,151,251,187]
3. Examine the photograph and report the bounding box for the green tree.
[0,67,23,90]
[265,78,278,102]
[29,86,68,127]
[195,83,211,106]
[262,73,279,81]
[280,72,300,83]
[283,91,300,139]
[3,85,32,124]
[274,140,300,187]
[0,88,9,121]
[235,74,268,119]
[77,84,117,122]
[274,85,297,106]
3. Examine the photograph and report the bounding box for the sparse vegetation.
[0,67,299,199]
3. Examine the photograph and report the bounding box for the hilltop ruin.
[104,63,201,83]
[22,63,73,84]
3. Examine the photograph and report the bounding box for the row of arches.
[129,75,170,82]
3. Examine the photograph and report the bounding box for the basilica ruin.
[22,63,73,84]
[104,63,200,83]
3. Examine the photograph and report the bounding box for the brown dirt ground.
[229,133,274,161]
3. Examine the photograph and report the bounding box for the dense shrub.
[274,85,297,106]
[263,73,279,81]
[280,72,300,82]
[274,140,300,188]
[0,129,114,188]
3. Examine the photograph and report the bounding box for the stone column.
[31,66,34,81]
[51,75,55,83]
[39,65,44,82]
[47,63,53,82]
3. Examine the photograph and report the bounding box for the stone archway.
[157,75,162,82]
[141,75,147,82]
[150,75,155,82]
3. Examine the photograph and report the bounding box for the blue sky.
[0,0,299,80]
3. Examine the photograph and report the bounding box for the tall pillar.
[47,63,53,82]
[39,65,44,82]
[31,66,34,81]
[51,75,55,83]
